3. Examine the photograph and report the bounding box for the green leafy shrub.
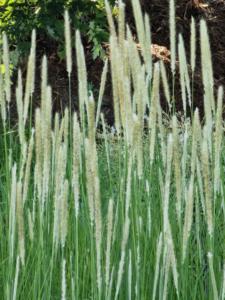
[0,0,116,64]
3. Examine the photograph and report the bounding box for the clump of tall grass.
[0,0,224,299]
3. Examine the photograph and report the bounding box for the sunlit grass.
[0,0,224,299]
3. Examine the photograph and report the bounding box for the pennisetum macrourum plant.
[0,0,224,299]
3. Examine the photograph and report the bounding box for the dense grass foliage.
[0,0,224,299]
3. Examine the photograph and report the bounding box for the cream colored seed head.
[64,10,72,76]
[160,60,171,110]
[96,59,108,128]
[41,55,48,111]
[201,127,213,237]
[73,113,81,218]
[169,0,176,75]
[30,29,36,95]
[87,94,96,144]
[214,86,223,196]
[16,69,25,146]
[144,13,152,77]
[191,17,196,73]
[200,20,215,106]
[105,0,116,37]
[76,30,88,122]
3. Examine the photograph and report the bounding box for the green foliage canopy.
[0,0,116,64]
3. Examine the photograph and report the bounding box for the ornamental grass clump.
[0,0,224,299]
